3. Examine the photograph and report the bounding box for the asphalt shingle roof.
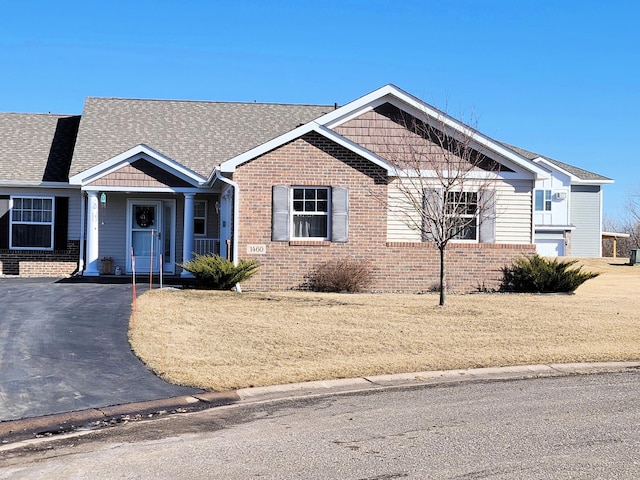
[70,98,334,178]
[0,113,80,183]
[503,143,611,182]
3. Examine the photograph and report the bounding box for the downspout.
[214,170,239,267]
[77,190,86,276]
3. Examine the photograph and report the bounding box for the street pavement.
[0,277,201,422]
[3,370,640,478]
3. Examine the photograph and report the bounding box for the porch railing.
[193,238,220,256]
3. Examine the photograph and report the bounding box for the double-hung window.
[271,185,348,243]
[10,196,54,249]
[292,187,330,240]
[535,190,552,211]
[445,191,478,241]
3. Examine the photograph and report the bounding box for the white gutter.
[214,170,239,266]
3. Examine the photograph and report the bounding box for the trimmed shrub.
[500,255,599,293]
[180,254,259,290]
[307,258,374,293]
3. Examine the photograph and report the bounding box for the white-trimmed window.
[445,191,478,241]
[194,200,207,236]
[292,187,330,240]
[10,196,55,249]
[535,190,552,211]
[271,185,348,243]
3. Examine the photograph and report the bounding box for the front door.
[127,200,162,274]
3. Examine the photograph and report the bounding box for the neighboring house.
[506,145,613,257]
[0,85,612,291]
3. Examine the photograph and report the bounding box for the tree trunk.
[439,246,447,306]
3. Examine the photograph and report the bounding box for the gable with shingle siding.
[70,98,333,178]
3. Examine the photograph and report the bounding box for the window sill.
[289,240,332,246]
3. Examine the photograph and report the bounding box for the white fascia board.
[217,123,317,175]
[319,84,402,127]
[217,123,393,175]
[319,84,550,180]
[0,181,78,189]
[535,157,614,185]
[573,178,614,185]
[69,144,207,186]
[390,169,531,182]
[392,168,504,180]
[81,185,209,194]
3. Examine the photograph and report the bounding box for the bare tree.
[378,106,500,305]
[603,189,640,258]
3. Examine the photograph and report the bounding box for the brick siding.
[234,132,535,292]
[0,240,80,277]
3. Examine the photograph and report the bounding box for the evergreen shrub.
[180,254,259,290]
[500,255,599,293]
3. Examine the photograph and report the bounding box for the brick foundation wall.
[234,132,536,293]
[0,240,80,277]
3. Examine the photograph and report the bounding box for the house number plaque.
[246,244,266,255]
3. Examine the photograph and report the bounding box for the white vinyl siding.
[97,194,128,269]
[494,180,532,244]
[67,191,82,241]
[570,185,602,257]
[387,180,422,242]
[387,178,533,244]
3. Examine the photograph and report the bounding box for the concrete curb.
[2,362,638,447]
[0,392,239,446]
[235,362,640,403]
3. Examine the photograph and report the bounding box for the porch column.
[181,192,195,277]
[84,191,100,276]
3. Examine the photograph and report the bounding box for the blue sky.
[1,0,637,221]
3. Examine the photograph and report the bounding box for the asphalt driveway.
[0,278,202,421]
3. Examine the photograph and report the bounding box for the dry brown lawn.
[129,258,640,391]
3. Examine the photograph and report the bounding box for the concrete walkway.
[0,278,201,422]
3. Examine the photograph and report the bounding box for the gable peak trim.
[69,144,207,186]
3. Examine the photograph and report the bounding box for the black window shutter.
[0,195,9,249]
[272,186,290,241]
[331,187,349,242]
[54,196,69,250]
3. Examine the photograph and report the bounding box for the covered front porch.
[69,145,233,277]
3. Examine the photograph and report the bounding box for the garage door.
[536,239,565,256]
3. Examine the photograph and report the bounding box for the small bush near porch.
[179,254,259,290]
[129,258,640,391]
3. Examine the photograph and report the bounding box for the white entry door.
[127,200,163,274]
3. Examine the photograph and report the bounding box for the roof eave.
[534,157,613,185]
[320,84,550,180]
